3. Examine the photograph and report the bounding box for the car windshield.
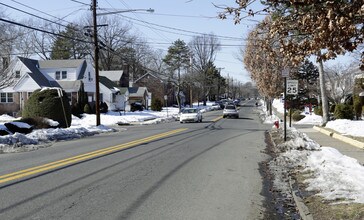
[225,105,236,109]
[183,109,197,113]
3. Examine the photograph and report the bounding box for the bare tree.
[189,33,221,105]
[324,62,357,104]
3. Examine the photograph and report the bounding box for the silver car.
[223,105,239,118]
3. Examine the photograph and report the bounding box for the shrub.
[314,105,323,116]
[292,110,305,121]
[151,98,163,111]
[22,89,72,128]
[84,103,92,114]
[329,104,336,113]
[334,104,354,120]
[100,102,108,113]
[71,102,83,118]
[353,98,362,119]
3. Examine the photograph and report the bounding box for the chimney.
[2,57,9,70]
[121,63,130,87]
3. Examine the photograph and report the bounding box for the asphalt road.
[0,100,272,220]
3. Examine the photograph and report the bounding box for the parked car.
[179,108,202,123]
[223,104,239,118]
[210,103,221,111]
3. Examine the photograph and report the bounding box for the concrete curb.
[268,132,311,219]
[289,178,313,220]
[313,126,364,149]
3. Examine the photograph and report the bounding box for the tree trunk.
[318,59,329,124]
[176,68,181,109]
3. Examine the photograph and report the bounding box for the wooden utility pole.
[92,0,100,126]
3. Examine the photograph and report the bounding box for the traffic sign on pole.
[286,80,298,95]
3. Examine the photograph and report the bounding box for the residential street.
[0,104,272,220]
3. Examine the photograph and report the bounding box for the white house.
[0,57,103,115]
[99,76,129,111]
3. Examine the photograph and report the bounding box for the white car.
[223,104,239,118]
[179,108,202,123]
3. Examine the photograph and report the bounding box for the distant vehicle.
[179,108,203,123]
[223,104,239,119]
[210,103,221,111]
[233,99,240,106]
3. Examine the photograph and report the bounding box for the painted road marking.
[0,128,187,184]
[211,116,223,122]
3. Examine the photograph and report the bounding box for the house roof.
[38,59,85,69]
[99,70,123,82]
[18,57,60,88]
[134,72,163,83]
[99,76,119,90]
[57,80,82,92]
[128,87,148,97]
[118,87,128,94]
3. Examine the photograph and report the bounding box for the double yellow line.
[0,128,187,184]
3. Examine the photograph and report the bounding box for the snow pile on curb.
[270,126,364,204]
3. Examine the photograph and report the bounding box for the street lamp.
[91,1,154,126]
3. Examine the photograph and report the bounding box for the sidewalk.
[294,124,364,166]
[271,107,364,164]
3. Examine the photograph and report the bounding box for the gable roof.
[99,76,119,90]
[99,70,123,82]
[128,87,148,97]
[18,57,60,88]
[134,72,163,83]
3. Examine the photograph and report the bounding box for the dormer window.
[62,71,67,79]
[15,71,20,78]
[55,71,60,80]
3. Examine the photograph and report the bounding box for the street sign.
[282,68,290,77]
[286,80,298,95]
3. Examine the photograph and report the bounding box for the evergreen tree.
[51,24,88,60]
[163,39,190,109]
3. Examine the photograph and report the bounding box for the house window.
[88,72,92,82]
[100,93,103,102]
[7,93,13,102]
[55,71,60,80]
[62,71,67,79]
[15,71,21,78]
[0,93,13,103]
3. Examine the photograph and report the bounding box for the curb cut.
[313,126,364,149]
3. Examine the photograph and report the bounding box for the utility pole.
[92,0,101,126]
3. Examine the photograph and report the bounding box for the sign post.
[164,95,168,117]
[282,68,290,141]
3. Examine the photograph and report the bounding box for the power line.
[0,18,93,44]
[117,14,245,41]
[10,0,85,26]
[1,2,72,29]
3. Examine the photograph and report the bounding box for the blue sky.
[3,0,356,83]
[1,0,268,83]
